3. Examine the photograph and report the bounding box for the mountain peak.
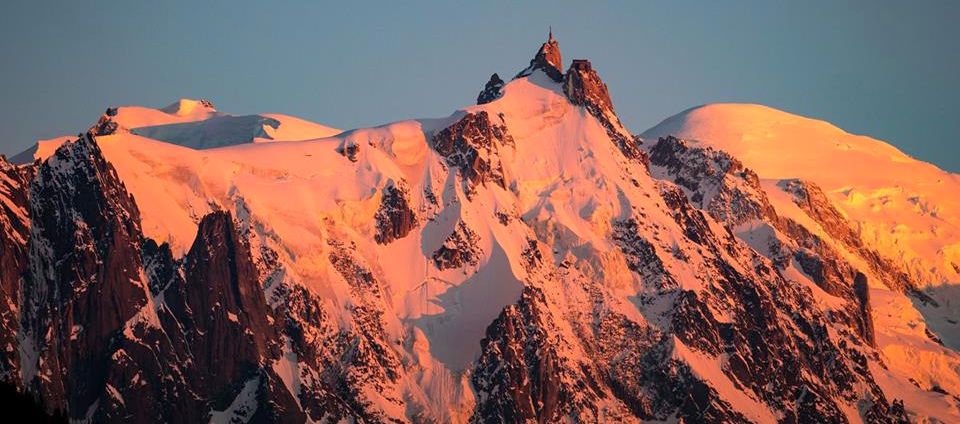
[160,98,217,117]
[89,107,126,136]
[476,73,505,105]
[516,30,564,82]
[563,59,614,115]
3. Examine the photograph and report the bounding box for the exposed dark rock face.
[433,111,513,197]
[520,237,544,272]
[170,211,302,423]
[782,179,863,248]
[23,133,150,416]
[516,31,563,82]
[268,282,358,421]
[854,272,876,347]
[649,136,776,226]
[141,238,177,296]
[5,135,305,422]
[564,60,614,118]
[338,141,360,162]
[374,179,418,244]
[433,221,482,270]
[780,179,926,300]
[472,286,612,423]
[90,109,124,136]
[181,211,279,400]
[612,218,674,290]
[657,200,899,422]
[473,221,910,424]
[649,138,885,349]
[477,73,505,105]
[256,232,390,422]
[325,238,404,420]
[601,155,911,422]
[657,182,715,247]
[563,60,646,163]
[18,135,194,422]
[0,155,32,383]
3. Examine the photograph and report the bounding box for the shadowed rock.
[516,30,563,82]
[477,73,505,104]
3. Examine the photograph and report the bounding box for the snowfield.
[3,35,958,423]
[643,103,960,290]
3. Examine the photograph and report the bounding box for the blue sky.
[2,1,958,171]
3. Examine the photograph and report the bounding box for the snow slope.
[644,103,960,422]
[642,103,960,289]
[3,36,959,423]
[10,98,341,162]
[22,70,947,422]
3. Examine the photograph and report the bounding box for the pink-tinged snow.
[642,103,960,289]
[257,113,341,142]
[16,71,960,421]
[672,337,779,423]
[105,98,224,129]
[12,99,341,163]
[644,104,960,422]
[15,71,732,420]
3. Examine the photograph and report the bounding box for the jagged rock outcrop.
[23,133,150,416]
[337,141,360,162]
[324,238,404,420]
[0,155,31,383]
[854,272,876,347]
[649,184,900,422]
[472,287,614,423]
[563,60,645,163]
[516,30,563,82]
[170,210,301,423]
[612,218,675,290]
[563,60,614,118]
[374,179,418,244]
[649,136,776,226]
[17,135,193,422]
[433,221,482,270]
[181,212,278,398]
[433,111,513,197]
[780,179,926,300]
[0,34,947,423]
[649,137,882,349]
[5,134,304,422]
[90,108,124,136]
[477,73,505,105]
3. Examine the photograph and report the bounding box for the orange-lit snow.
[644,103,960,422]
[643,103,960,288]
[15,82,959,422]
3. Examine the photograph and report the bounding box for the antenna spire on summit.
[549,26,554,41]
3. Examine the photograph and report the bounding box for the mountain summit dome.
[160,98,219,118]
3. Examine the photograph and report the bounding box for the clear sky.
[2,1,958,171]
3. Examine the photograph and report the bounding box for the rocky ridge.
[0,33,953,423]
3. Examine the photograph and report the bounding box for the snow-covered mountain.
[642,103,960,292]
[11,98,341,163]
[0,34,957,423]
